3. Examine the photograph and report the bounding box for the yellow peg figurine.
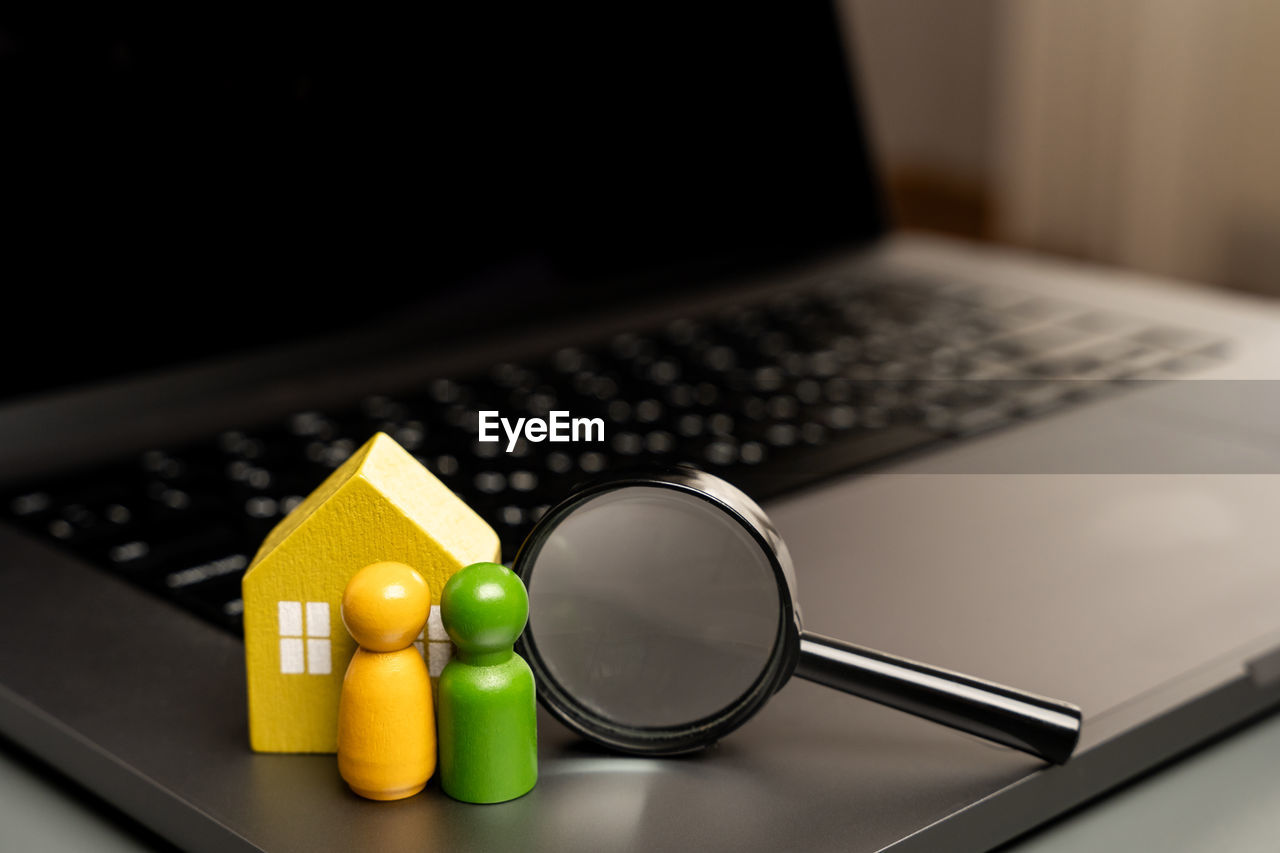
[337,562,436,800]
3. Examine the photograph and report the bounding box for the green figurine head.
[440,562,529,657]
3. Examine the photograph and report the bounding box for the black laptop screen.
[2,5,882,396]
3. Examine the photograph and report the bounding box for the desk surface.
[2,709,1279,852]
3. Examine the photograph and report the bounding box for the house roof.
[244,431,499,578]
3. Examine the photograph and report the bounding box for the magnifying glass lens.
[525,486,781,729]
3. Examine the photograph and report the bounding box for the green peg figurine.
[437,561,538,804]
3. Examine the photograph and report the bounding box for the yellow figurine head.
[341,562,431,652]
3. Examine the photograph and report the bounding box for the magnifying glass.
[512,467,1082,764]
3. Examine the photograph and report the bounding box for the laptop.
[3,5,1280,851]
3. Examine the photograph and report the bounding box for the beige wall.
[841,0,1000,185]
[844,0,1280,296]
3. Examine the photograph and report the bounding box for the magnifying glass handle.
[795,632,1082,764]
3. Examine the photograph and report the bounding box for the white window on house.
[414,605,453,677]
[278,600,331,675]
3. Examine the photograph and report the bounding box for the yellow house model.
[242,432,500,753]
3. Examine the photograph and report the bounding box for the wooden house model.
[242,432,500,753]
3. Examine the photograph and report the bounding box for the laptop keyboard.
[2,271,1228,635]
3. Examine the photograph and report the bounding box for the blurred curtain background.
[842,0,1280,297]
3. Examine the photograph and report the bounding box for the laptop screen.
[3,5,882,398]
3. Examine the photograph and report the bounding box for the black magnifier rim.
[513,466,802,756]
